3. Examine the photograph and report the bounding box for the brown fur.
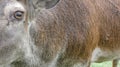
[29,0,120,67]
[0,0,120,67]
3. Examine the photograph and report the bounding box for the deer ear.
[33,0,60,9]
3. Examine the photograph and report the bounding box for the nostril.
[14,11,24,20]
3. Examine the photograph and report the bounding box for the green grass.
[91,61,120,67]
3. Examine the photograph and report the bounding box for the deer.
[0,0,120,67]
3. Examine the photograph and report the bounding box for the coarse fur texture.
[0,0,120,67]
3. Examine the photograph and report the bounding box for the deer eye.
[14,11,24,20]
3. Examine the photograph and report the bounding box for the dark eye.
[14,11,24,20]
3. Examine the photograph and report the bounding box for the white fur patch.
[91,47,120,62]
[4,1,26,21]
[74,63,89,67]
[4,1,25,13]
[91,47,103,62]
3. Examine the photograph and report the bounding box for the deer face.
[0,0,60,66]
[0,0,27,65]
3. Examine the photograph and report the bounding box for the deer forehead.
[4,1,25,16]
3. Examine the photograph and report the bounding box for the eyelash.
[7,11,24,22]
